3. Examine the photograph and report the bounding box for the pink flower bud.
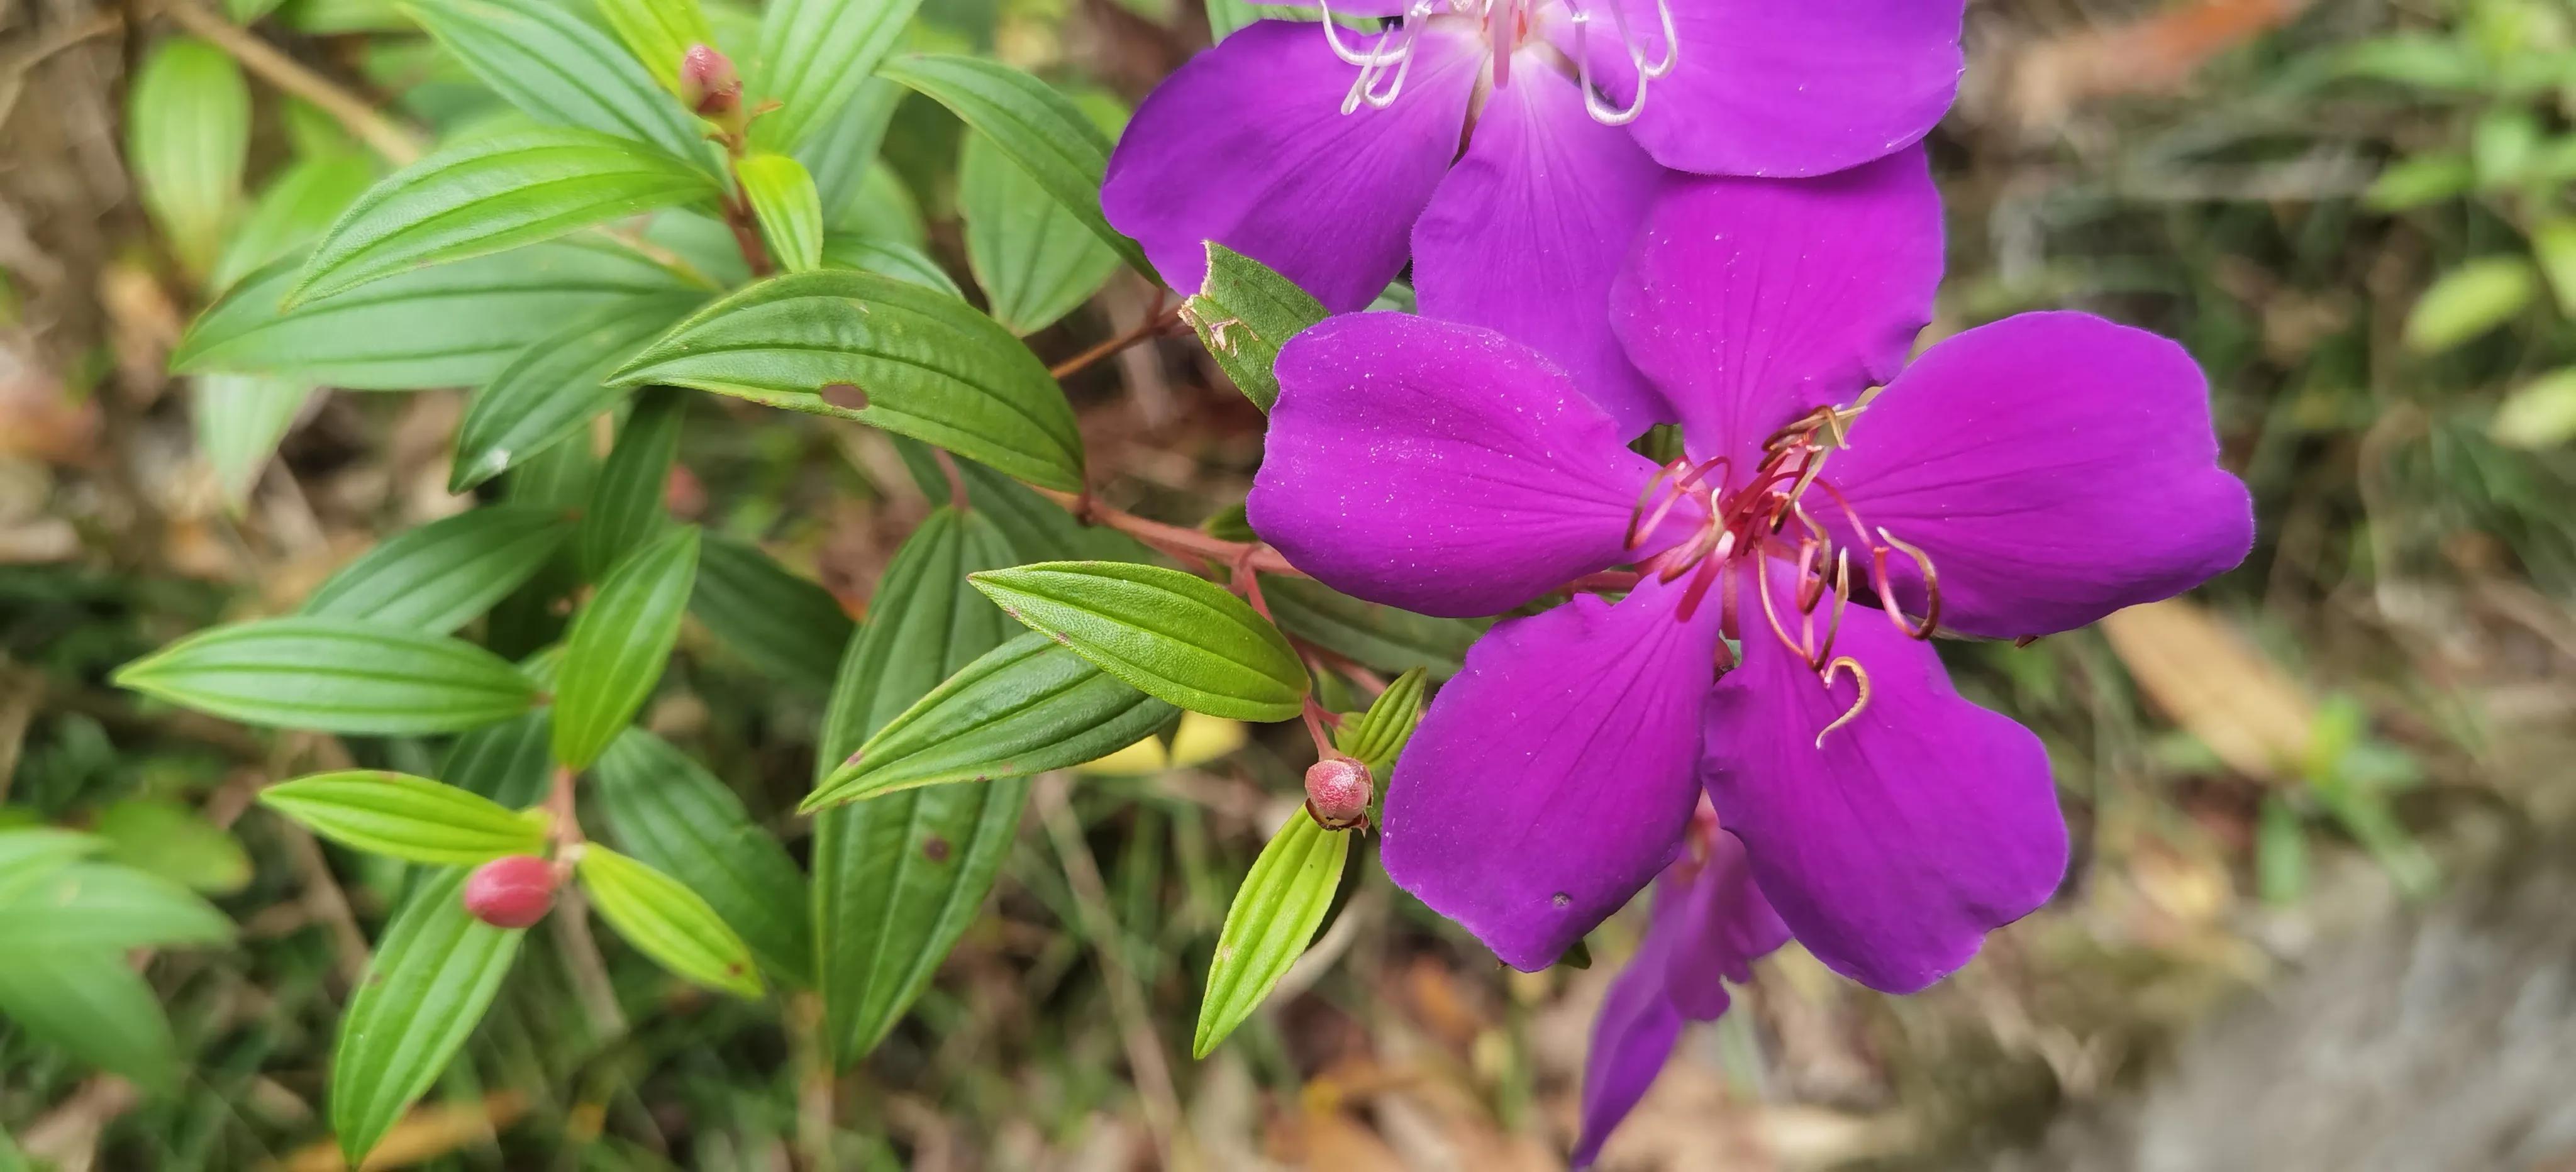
[1304,757,1373,830]
[463,855,555,928]
[678,44,741,117]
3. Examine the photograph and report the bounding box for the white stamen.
[1565,0,1677,126]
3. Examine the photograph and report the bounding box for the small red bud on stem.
[1304,757,1373,830]
[463,854,557,928]
[679,44,742,119]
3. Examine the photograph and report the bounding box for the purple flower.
[1245,149,2257,990]
[1574,814,1787,1168]
[1101,0,1967,433]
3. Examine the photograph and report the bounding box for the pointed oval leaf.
[609,270,1085,490]
[194,373,314,510]
[819,234,960,296]
[0,950,182,1091]
[258,771,548,864]
[960,129,1118,335]
[594,729,812,981]
[552,524,701,770]
[301,505,574,633]
[800,79,901,226]
[1335,665,1426,777]
[128,37,250,279]
[970,561,1306,721]
[451,292,707,492]
[747,0,924,152]
[594,0,715,91]
[212,152,380,293]
[0,861,233,952]
[115,618,539,734]
[94,799,254,895]
[738,152,824,272]
[1185,241,1326,411]
[874,55,1152,280]
[290,126,719,306]
[0,828,104,887]
[2404,257,2538,354]
[577,387,688,579]
[808,631,1176,809]
[406,0,714,169]
[576,845,764,997]
[440,710,557,809]
[174,240,701,389]
[691,534,853,691]
[331,868,526,1165]
[1194,811,1348,1057]
[813,507,1031,1064]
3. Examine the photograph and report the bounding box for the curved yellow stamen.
[1814,655,1870,749]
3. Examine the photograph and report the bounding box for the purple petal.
[1702,566,2067,993]
[1826,312,2257,639]
[1248,312,1702,617]
[1571,920,1684,1169]
[1382,573,1723,970]
[1101,20,1479,311]
[1611,148,1942,476]
[1414,68,1669,436]
[1558,0,1964,177]
[1659,828,1789,1020]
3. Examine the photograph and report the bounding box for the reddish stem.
[1050,301,1180,379]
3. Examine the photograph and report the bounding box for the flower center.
[1314,0,1676,123]
[1626,404,1946,744]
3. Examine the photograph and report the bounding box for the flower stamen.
[1872,526,1941,640]
[1814,655,1870,748]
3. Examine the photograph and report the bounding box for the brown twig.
[158,0,425,165]
[932,447,970,512]
[1048,301,1180,379]
[0,10,123,130]
[719,192,774,278]
[1032,486,1302,576]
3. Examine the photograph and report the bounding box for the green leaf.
[800,79,902,226]
[290,126,721,305]
[1263,576,1482,678]
[194,373,314,510]
[2363,155,2474,212]
[2404,257,2538,353]
[691,534,854,690]
[174,240,701,390]
[577,844,765,997]
[93,799,253,895]
[807,631,1177,808]
[2529,217,2576,315]
[0,951,182,1092]
[746,0,924,152]
[212,152,379,293]
[819,234,960,296]
[892,438,1145,561]
[2494,367,2576,449]
[813,507,1031,1064]
[331,868,525,1166]
[2255,794,2306,905]
[0,861,233,951]
[592,0,715,91]
[875,54,1152,280]
[969,561,1307,722]
[0,828,103,887]
[301,505,574,633]
[440,710,557,809]
[259,771,548,864]
[960,128,1118,335]
[841,160,926,246]
[594,729,813,981]
[1183,242,1325,411]
[452,292,707,492]
[738,152,825,272]
[116,618,539,734]
[1333,665,1425,777]
[552,525,701,770]
[609,269,1086,490]
[578,387,689,578]
[1194,810,1347,1057]
[406,0,714,170]
[128,37,249,279]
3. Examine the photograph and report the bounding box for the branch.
[158,0,425,165]
[1049,301,1180,379]
[1031,486,1301,576]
